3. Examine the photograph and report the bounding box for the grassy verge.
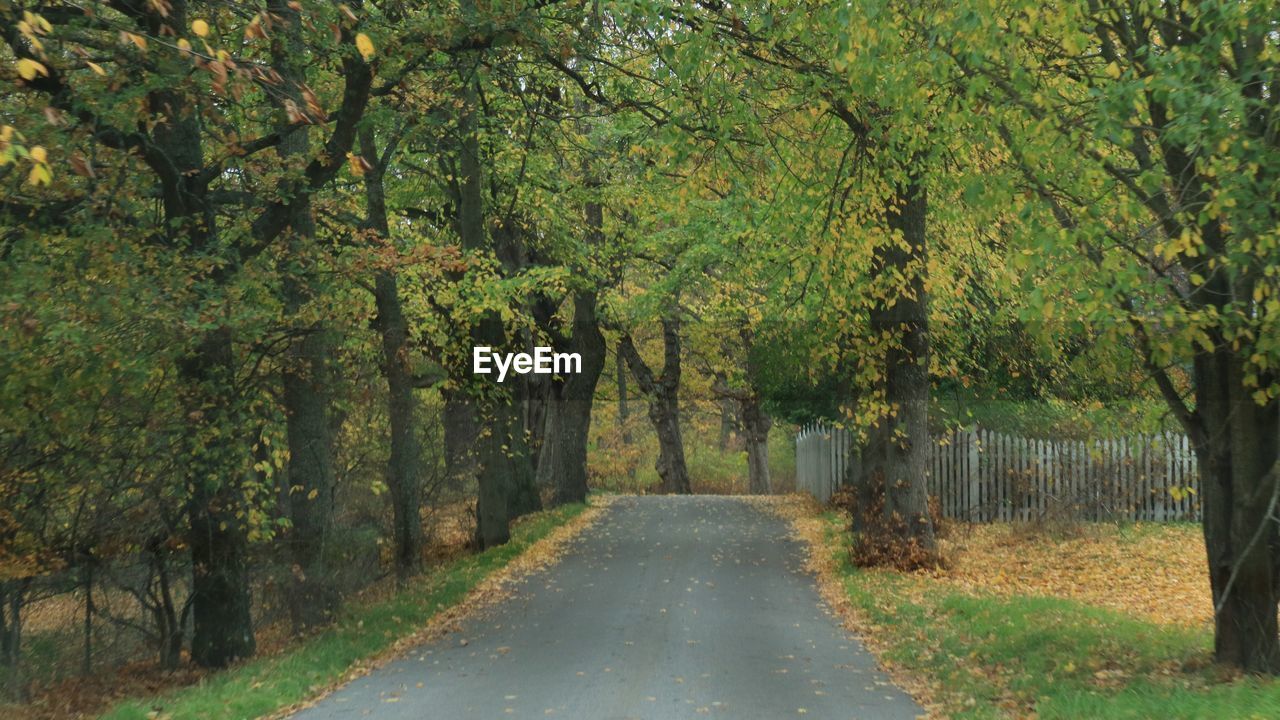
[811,512,1280,719]
[100,502,589,720]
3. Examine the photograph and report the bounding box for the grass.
[815,513,1280,719]
[98,502,588,720]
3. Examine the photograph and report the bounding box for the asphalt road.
[290,496,923,720]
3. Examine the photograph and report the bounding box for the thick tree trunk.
[281,325,339,631]
[1195,343,1280,672]
[453,45,518,547]
[140,13,257,664]
[649,395,691,494]
[363,128,425,581]
[504,375,543,521]
[848,173,936,567]
[879,177,935,551]
[621,320,691,494]
[741,395,772,494]
[537,295,608,505]
[183,329,256,668]
[473,368,515,549]
[376,270,424,579]
[270,0,339,632]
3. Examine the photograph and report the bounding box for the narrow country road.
[290,496,923,720]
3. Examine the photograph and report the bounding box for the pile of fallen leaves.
[930,522,1212,627]
[768,494,1216,718]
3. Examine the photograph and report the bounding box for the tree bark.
[1194,330,1280,672]
[451,39,542,542]
[183,329,256,668]
[148,63,256,665]
[272,0,339,631]
[473,367,515,549]
[848,173,936,567]
[537,294,608,505]
[504,373,543,521]
[741,394,772,494]
[362,128,425,581]
[280,324,339,631]
[620,321,692,494]
[879,175,935,551]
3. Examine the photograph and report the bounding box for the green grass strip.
[100,502,587,720]
[822,513,1280,719]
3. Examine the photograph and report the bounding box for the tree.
[920,0,1280,671]
[620,319,693,494]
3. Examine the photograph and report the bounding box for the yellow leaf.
[355,32,375,60]
[16,58,48,81]
[27,163,51,186]
[192,19,209,37]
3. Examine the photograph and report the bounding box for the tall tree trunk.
[504,372,542,521]
[362,128,425,581]
[148,57,256,664]
[453,38,521,546]
[280,323,339,631]
[272,0,339,631]
[647,393,691,494]
[879,175,935,551]
[620,320,692,494]
[473,359,515,549]
[538,293,608,505]
[1195,330,1280,672]
[849,173,936,567]
[182,328,256,668]
[740,395,772,494]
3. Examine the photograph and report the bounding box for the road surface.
[290,495,923,719]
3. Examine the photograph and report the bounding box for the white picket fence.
[795,424,1201,522]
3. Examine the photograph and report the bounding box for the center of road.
[290,495,923,720]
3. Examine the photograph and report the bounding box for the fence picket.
[794,423,1198,523]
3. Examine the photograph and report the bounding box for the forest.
[1,0,1278,717]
